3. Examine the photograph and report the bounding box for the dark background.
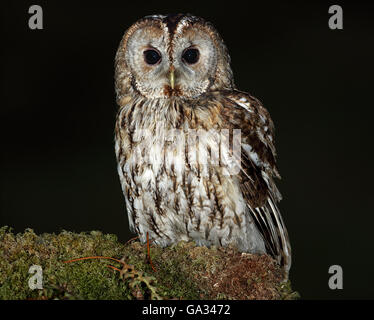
[1,0,374,299]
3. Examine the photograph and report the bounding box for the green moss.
[0,226,299,300]
[0,226,132,300]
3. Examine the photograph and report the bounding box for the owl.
[114,14,291,275]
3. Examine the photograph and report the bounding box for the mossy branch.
[0,226,299,300]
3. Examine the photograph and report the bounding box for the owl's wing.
[222,90,291,274]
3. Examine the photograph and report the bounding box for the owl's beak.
[169,68,175,90]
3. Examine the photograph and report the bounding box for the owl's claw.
[125,235,139,245]
[147,232,157,272]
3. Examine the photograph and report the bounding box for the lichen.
[0,226,299,300]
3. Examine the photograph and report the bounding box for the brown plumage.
[114,14,291,276]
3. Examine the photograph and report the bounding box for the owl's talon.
[125,235,139,245]
[147,232,157,272]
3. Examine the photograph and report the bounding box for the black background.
[1,1,374,299]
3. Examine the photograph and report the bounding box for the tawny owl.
[114,14,291,275]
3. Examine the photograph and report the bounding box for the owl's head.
[115,14,234,101]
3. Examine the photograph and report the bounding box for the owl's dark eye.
[144,49,161,65]
[182,48,199,64]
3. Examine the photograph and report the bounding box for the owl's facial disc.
[118,15,233,99]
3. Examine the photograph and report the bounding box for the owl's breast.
[114,99,265,253]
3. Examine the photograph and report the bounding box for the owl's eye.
[144,49,161,65]
[182,48,199,64]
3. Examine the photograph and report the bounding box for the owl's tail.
[248,194,292,279]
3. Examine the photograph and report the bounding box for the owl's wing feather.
[223,90,291,274]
